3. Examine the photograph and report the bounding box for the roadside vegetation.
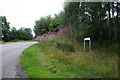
[0,41,3,44]
[21,36,118,78]
[0,40,35,45]
[0,16,33,42]
[21,1,119,78]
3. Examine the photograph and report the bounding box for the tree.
[34,14,60,36]
[10,27,18,40]
[62,2,120,42]
[34,16,50,36]
[24,28,33,40]
[0,16,33,41]
[17,27,33,40]
[58,11,69,27]
[0,16,11,42]
[49,14,60,32]
[33,1,119,43]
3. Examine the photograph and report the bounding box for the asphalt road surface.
[0,42,38,79]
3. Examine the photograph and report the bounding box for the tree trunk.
[108,3,111,42]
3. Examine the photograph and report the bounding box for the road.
[0,42,38,79]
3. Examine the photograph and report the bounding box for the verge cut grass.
[20,40,118,78]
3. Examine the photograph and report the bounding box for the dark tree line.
[0,16,11,41]
[0,16,33,42]
[34,14,60,36]
[10,27,33,41]
[63,2,120,42]
[33,2,120,43]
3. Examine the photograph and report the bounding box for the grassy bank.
[0,40,35,45]
[20,38,118,78]
[21,44,60,78]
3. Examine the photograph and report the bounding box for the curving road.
[0,42,38,79]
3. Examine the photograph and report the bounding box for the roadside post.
[84,37,91,52]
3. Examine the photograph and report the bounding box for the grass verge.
[20,44,61,78]
[20,39,118,78]
[0,40,36,45]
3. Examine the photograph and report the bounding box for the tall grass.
[40,39,118,78]
[21,26,118,78]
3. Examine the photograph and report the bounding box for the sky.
[0,0,64,36]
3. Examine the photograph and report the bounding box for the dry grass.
[21,36,118,78]
[37,39,118,78]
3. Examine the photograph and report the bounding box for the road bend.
[0,42,38,78]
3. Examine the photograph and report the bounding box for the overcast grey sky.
[0,0,64,35]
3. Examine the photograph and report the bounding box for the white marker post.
[84,37,91,52]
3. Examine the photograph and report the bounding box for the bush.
[38,40,46,47]
[50,39,75,52]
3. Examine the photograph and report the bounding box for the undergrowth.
[21,37,118,78]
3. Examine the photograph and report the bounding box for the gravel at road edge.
[15,59,28,78]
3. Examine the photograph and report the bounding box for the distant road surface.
[0,42,38,79]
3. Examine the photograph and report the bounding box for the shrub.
[50,39,75,52]
[38,40,46,47]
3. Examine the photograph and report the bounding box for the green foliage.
[64,2,80,26]
[21,1,119,78]
[38,39,75,52]
[34,14,60,36]
[21,44,61,78]
[0,16,33,42]
[49,14,60,32]
[50,39,75,52]
[0,16,11,41]
[62,2,120,43]
[21,44,49,78]
[38,40,46,47]
[34,16,50,35]
[10,27,33,41]
[21,41,118,78]
[33,2,119,44]
[58,11,69,26]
